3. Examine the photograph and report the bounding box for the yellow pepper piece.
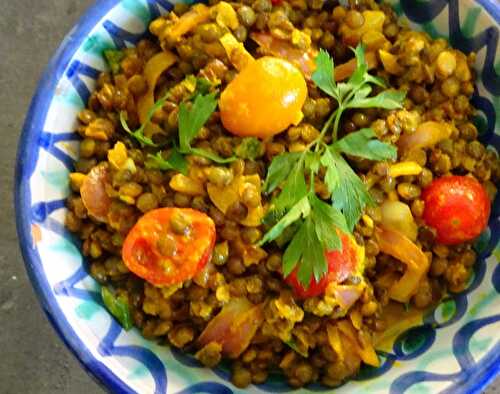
[219,32,255,71]
[388,161,423,178]
[379,49,404,75]
[169,174,205,196]
[338,320,380,367]
[69,173,87,191]
[163,4,210,43]
[137,51,178,136]
[213,2,239,30]
[207,174,264,227]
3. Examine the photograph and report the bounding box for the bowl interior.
[15,0,500,393]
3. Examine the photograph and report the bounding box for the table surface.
[0,0,499,393]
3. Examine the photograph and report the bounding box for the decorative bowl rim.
[14,0,500,393]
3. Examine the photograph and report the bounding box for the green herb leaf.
[272,163,308,213]
[189,147,235,164]
[260,44,407,291]
[304,151,321,173]
[334,128,397,161]
[195,77,214,96]
[120,111,158,147]
[348,89,406,110]
[179,92,218,152]
[320,148,340,192]
[299,216,327,285]
[104,49,125,75]
[235,137,264,160]
[258,195,310,246]
[275,221,301,248]
[101,286,133,331]
[118,82,177,147]
[309,194,348,249]
[145,148,188,174]
[177,92,235,163]
[311,49,337,98]
[263,152,302,193]
[328,149,375,231]
[282,220,307,277]
[351,85,372,101]
[347,45,368,89]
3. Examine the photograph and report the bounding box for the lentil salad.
[65,0,500,388]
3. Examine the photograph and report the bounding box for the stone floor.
[0,0,498,393]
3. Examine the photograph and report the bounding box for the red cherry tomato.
[422,175,490,245]
[122,208,216,286]
[285,232,361,298]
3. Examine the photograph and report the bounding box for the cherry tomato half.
[122,208,216,286]
[285,232,361,298]
[422,175,490,245]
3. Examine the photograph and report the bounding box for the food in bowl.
[64,0,499,388]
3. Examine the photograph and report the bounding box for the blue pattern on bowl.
[14,0,500,392]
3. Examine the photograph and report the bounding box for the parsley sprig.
[120,77,235,172]
[259,45,405,287]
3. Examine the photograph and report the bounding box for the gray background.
[0,0,498,393]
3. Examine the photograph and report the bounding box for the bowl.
[15,0,500,393]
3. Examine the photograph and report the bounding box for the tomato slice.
[122,208,216,286]
[422,176,490,245]
[285,232,362,298]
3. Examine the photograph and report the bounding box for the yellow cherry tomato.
[219,56,307,138]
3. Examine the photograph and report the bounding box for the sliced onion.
[81,164,112,222]
[398,121,453,153]
[380,200,418,241]
[250,32,317,78]
[198,298,263,358]
[375,226,430,303]
[330,284,364,310]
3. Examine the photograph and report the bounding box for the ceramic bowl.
[15,0,500,393]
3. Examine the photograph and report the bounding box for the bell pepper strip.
[337,319,380,367]
[375,226,430,303]
[219,32,255,71]
[197,298,264,358]
[137,51,178,136]
[162,4,210,43]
